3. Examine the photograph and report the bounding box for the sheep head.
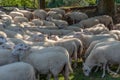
[12,43,30,56]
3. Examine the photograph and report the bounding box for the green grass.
[58,61,120,80]
[40,61,120,80]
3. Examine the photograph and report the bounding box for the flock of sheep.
[0,7,120,80]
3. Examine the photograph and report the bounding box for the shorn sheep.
[0,62,36,80]
[12,43,73,80]
[83,41,120,78]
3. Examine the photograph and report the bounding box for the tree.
[97,0,116,16]
[39,0,45,9]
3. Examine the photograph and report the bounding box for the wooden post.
[39,0,45,9]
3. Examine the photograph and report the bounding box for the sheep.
[26,28,73,36]
[33,9,47,20]
[13,16,28,23]
[0,22,5,30]
[31,19,44,26]
[50,8,65,17]
[14,8,33,21]
[49,35,83,59]
[0,49,18,65]
[0,31,7,38]
[3,29,23,39]
[84,38,116,60]
[33,34,78,67]
[47,11,63,20]
[0,14,13,26]
[0,41,15,50]
[78,17,100,28]
[46,17,68,29]
[109,30,120,40]
[67,32,118,50]
[0,36,7,44]
[12,44,73,80]
[65,11,88,24]
[95,15,114,30]
[0,62,36,80]
[84,24,109,35]
[9,11,24,19]
[42,20,56,26]
[83,41,120,78]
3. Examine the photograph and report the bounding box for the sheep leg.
[107,65,117,75]
[94,66,100,72]
[53,75,58,80]
[47,73,51,80]
[63,63,70,80]
[116,64,120,73]
[101,63,107,78]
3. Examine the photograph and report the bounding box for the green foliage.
[0,0,97,8]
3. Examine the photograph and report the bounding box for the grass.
[40,61,120,80]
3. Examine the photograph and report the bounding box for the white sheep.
[33,9,47,20]
[50,8,65,16]
[31,19,44,26]
[14,8,33,21]
[47,11,63,20]
[9,11,24,19]
[84,38,116,59]
[46,17,68,29]
[3,29,23,39]
[12,44,73,80]
[33,34,78,67]
[13,16,28,23]
[0,62,36,80]
[65,11,88,24]
[84,24,109,35]
[83,41,120,78]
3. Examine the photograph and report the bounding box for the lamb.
[33,9,47,20]
[0,62,36,80]
[83,41,120,78]
[12,44,73,80]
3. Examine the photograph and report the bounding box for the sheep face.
[82,63,91,76]
[12,43,30,56]
[0,42,15,50]
[0,36,7,44]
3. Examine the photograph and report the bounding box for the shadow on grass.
[71,62,120,80]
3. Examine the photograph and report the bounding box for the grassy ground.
[40,61,120,80]
[56,62,120,80]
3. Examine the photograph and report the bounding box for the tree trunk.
[39,0,45,9]
[97,0,116,16]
